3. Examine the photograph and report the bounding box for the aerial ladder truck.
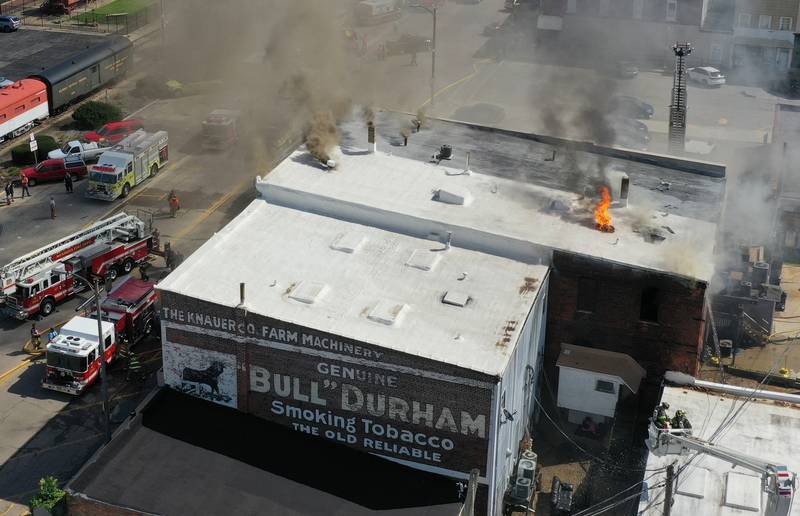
[648,421,796,516]
[0,213,153,319]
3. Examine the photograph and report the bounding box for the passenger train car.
[0,36,132,143]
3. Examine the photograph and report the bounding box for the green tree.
[29,476,66,514]
[72,101,123,130]
[10,135,58,166]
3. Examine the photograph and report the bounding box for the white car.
[688,67,726,87]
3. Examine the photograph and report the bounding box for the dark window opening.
[595,380,615,394]
[577,278,598,313]
[640,287,660,322]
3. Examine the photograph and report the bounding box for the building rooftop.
[638,386,800,515]
[67,389,462,516]
[258,111,725,283]
[556,344,646,393]
[157,200,547,377]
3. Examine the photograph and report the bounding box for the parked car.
[48,140,105,161]
[688,66,726,87]
[84,119,145,145]
[0,77,14,88]
[0,15,21,32]
[607,95,654,119]
[616,61,639,78]
[21,156,87,186]
[607,115,649,136]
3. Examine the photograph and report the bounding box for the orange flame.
[594,186,614,232]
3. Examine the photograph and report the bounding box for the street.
[0,0,795,512]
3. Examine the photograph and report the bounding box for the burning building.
[146,111,724,515]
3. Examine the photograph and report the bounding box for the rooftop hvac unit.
[517,459,536,482]
[511,477,532,502]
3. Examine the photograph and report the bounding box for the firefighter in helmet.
[654,402,671,429]
[672,410,692,432]
[168,190,180,218]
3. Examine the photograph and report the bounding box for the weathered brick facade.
[67,495,144,516]
[545,251,706,379]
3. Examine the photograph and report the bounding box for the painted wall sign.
[159,291,495,475]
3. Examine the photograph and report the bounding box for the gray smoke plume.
[306,111,340,163]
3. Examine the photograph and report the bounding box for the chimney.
[367,121,376,153]
[445,231,453,250]
[608,169,629,208]
[464,152,471,174]
[237,282,248,314]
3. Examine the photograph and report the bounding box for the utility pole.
[429,6,437,115]
[664,463,675,516]
[94,277,111,444]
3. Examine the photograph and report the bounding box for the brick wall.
[545,251,707,379]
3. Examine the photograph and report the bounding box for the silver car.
[0,16,21,32]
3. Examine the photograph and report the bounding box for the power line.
[570,471,663,516]
[532,395,666,473]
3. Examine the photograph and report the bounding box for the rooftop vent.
[608,168,629,208]
[442,291,471,307]
[435,186,472,206]
[406,249,442,271]
[288,281,328,305]
[367,300,407,326]
[330,232,366,254]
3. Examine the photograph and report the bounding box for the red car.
[83,119,145,145]
[22,157,87,186]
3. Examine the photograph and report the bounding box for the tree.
[72,101,123,130]
[29,476,66,515]
[10,135,58,166]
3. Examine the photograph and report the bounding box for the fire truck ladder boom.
[0,213,145,283]
[649,424,796,516]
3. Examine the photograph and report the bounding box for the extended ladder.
[1,213,145,290]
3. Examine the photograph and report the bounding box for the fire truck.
[202,109,239,151]
[42,277,159,395]
[42,316,115,395]
[1,213,153,320]
[100,277,158,346]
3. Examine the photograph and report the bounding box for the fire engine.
[42,316,115,395]
[100,277,159,346]
[1,213,153,320]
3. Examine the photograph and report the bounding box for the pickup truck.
[21,156,87,186]
[48,140,105,161]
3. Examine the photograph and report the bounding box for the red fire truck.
[42,277,159,395]
[101,277,158,346]
[42,315,116,395]
[1,213,153,320]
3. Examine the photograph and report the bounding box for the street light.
[72,272,111,444]
[413,3,438,115]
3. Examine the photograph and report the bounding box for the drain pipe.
[665,371,800,404]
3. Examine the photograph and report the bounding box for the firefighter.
[30,324,42,351]
[654,402,671,429]
[168,190,180,218]
[672,410,692,432]
[47,327,58,342]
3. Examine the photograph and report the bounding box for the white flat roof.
[157,200,547,376]
[258,148,717,282]
[639,386,800,515]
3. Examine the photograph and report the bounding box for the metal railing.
[0,1,160,35]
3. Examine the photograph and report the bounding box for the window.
[759,15,772,29]
[88,350,97,363]
[577,278,598,313]
[666,0,677,22]
[566,0,576,14]
[632,0,643,19]
[595,380,615,394]
[42,279,49,289]
[104,335,112,348]
[50,273,60,285]
[126,163,133,173]
[779,17,792,31]
[711,45,723,64]
[738,13,751,27]
[15,105,24,113]
[640,287,660,322]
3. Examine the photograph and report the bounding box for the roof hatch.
[367,300,407,326]
[442,291,471,307]
[288,281,328,305]
[405,249,442,271]
[330,232,366,254]
[723,472,761,511]
[435,186,472,206]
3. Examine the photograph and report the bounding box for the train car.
[31,36,133,115]
[0,79,49,143]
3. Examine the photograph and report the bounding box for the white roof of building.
[258,147,717,282]
[157,200,547,376]
[639,386,800,516]
[556,344,646,393]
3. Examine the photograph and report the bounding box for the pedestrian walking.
[49,196,56,219]
[20,173,30,197]
[47,327,58,341]
[168,190,180,218]
[30,324,42,351]
[409,52,417,66]
[4,182,11,206]
[64,173,73,193]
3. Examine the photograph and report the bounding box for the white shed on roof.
[556,344,646,424]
